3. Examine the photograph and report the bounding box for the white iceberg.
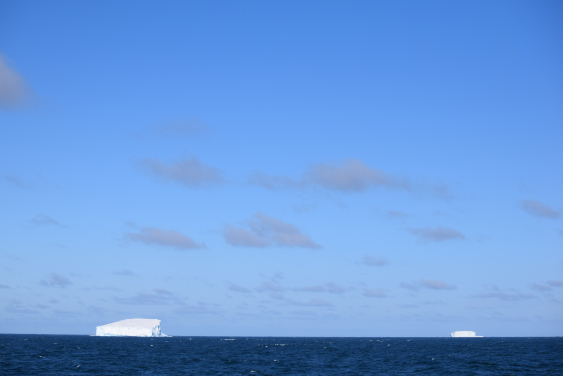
[450,331,483,337]
[96,318,168,337]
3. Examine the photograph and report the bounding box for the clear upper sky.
[1,0,562,336]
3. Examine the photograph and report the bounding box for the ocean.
[1,335,561,375]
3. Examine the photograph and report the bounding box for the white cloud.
[520,199,560,219]
[224,212,321,249]
[125,227,205,250]
[0,55,31,110]
[140,157,223,187]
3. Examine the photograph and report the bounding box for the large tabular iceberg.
[450,331,483,337]
[96,319,168,337]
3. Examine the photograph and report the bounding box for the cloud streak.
[475,292,535,301]
[0,56,32,110]
[40,273,72,288]
[114,269,136,276]
[224,212,321,249]
[363,288,387,298]
[249,158,451,200]
[113,289,185,305]
[249,158,409,193]
[520,199,560,219]
[419,279,457,290]
[31,214,61,227]
[400,279,457,291]
[155,118,211,138]
[125,227,205,250]
[292,283,349,293]
[140,157,223,188]
[407,227,465,242]
[361,255,390,266]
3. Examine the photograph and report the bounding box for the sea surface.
[1,335,561,375]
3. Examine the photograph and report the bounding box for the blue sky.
[1,0,562,336]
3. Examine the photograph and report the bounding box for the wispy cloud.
[140,157,223,188]
[400,282,420,292]
[249,158,450,199]
[125,227,205,250]
[249,158,409,193]
[386,210,412,220]
[531,283,552,292]
[174,302,221,315]
[400,279,457,291]
[256,281,284,292]
[292,283,349,293]
[0,284,10,289]
[224,212,321,249]
[30,214,61,227]
[363,288,387,298]
[361,255,390,267]
[284,298,334,307]
[306,158,408,192]
[113,289,185,305]
[224,225,270,248]
[229,283,252,293]
[520,199,560,219]
[292,285,326,292]
[114,269,136,276]
[40,273,72,288]
[547,280,563,287]
[407,227,465,242]
[0,55,32,110]
[155,118,211,138]
[6,306,39,315]
[475,292,535,301]
[248,173,303,190]
[419,279,457,290]
[292,203,317,213]
[3,174,26,188]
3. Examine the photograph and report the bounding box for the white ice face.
[450,331,482,337]
[95,319,167,337]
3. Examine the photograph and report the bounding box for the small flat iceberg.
[450,331,483,337]
[96,318,168,337]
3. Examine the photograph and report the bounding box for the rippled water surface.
[1,335,561,375]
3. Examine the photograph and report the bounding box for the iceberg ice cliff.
[96,319,168,337]
[450,331,482,337]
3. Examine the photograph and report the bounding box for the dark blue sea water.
[1,335,561,375]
